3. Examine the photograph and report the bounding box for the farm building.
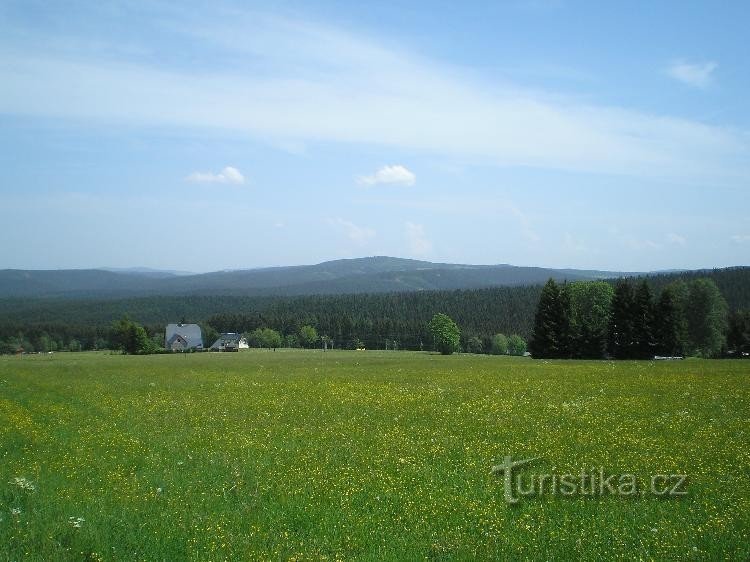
[210,333,249,352]
[165,323,203,351]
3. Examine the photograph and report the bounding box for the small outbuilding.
[210,333,249,352]
[165,323,203,351]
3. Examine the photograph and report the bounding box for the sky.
[1,0,749,273]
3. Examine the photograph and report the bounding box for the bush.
[491,333,509,355]
[428,313,461,355]
[507,334,527,356]
[466,336,484,354]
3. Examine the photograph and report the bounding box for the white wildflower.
[11,477,36,491]
[68,516,85,528]
[10,508,21,516]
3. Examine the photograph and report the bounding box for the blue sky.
[1,0,748,272]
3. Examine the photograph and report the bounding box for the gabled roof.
[217,332,243,342]
[210,332,245,349]
[165,323,203,349]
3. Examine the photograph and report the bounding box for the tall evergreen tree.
[557,284,573,358]
[530,279,560,358]
[667,279,691,353]
[727,310,750,356]
[530,279,571,358]
[608,280,635,359]
[654,286,683,356]
[632,280,656,359]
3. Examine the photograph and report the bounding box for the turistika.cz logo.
[492,456,688,504]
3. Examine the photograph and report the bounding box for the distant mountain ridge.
[0,256,723,300]
[0,257,631,299]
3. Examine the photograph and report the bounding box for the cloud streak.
[329,218,376,245]
[0,7,748,186]
[667,232,687,246]
[357,165,416,186]
[186,166,245,185]
[666,60,718,88]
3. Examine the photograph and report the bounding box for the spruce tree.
[727,310,750,355]
[655,287,682,356]
[608,280,635,359]
[530,279,560,358]
[530,279,571,358]
[632,280,656,359]
[666,280,690,354]
[556,283,573,358]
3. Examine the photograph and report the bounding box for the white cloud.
[186,166,245,185]
[0,9,747,186]
[357,165,416,187]
[731,234,750,243]
[405,221,432,256]
[621,235,662,251]
[666,232,687,245]
[329,218,376,245]
[666,60,717,88]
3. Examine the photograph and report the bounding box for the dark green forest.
[529,276,744,360]
[1,267,748,355]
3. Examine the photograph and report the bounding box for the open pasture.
[1,351,748,560]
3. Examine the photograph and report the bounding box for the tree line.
[529,277,739,359]
[1,268,748,357]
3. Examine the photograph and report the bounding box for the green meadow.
[1,351,748,560]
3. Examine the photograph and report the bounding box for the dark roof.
[210,333,245,349]
[165,323,203,348]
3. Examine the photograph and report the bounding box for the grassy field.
[1,351,748,560]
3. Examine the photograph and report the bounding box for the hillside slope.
[0,257,626,298]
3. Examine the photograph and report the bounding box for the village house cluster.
[164,323,248,352]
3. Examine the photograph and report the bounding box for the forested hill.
[0,256,626,299]
[0,265,748,353]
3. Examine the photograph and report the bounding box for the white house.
[210,333,249,352]
[165,323,203,351]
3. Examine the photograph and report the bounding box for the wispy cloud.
[186,166,245,185]
[0,7,747,186]
[505,204,540,242]
[329,218,376,245]
[620,235,662,251]
[666,60,718,88]
[357,165,416,187]
[563,232,591,254]
[731,234,750,244]
[405,222,432,256]
[666,232,687,245]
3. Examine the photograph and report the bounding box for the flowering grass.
[0,351,748,560]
